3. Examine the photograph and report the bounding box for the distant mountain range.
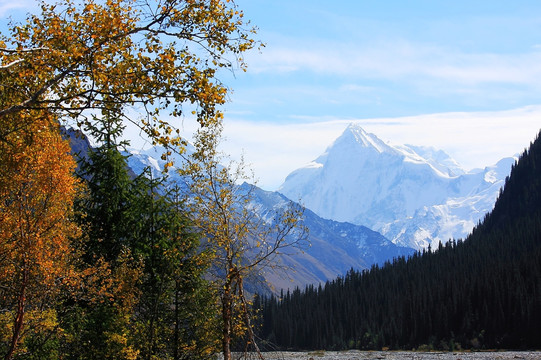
[256,130,541,352]
[241,184,413,291]
[121,122,517,288]
[279,124,517,250]
[66,123,518,291]
[123,145,413,291]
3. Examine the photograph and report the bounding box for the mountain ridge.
[279,124,516,249]
[122,145,414,292]
[257,131,541,351]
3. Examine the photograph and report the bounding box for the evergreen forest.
[255,131,541,351]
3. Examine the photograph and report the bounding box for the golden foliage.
[0,0,258,151]
[0,112,81,359]
[0,1,260,357]
[0,113,80,297]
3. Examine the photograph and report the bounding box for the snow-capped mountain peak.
[279,124,514,250]
[341,123,391,154]
[405,145,466,177]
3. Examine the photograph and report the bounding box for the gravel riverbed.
[226,350,541,360]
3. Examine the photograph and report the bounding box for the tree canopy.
[0,0,257,152]
[0,112,81,360]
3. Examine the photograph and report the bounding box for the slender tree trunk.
[147,312,155,360]
[5,270,27,360]
[222,280,232,360]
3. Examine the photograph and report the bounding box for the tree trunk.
[174,280,180,360]
[222,280,232,360]
[238,276,265,360]
[5,270,27,360]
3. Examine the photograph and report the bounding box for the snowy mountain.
[279,124,517,250]
[124,146,414,290]
[64,128,414,291]
[124,144,194,178]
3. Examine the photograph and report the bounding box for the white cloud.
[424,52,541,85]
[247,38,541,89]
[220,106,541,190]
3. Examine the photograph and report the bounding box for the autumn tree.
[0,113,81,360]
[1,0,262,357]
[0,0,257,153]
[182,126,308,360]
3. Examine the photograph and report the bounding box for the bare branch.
[0,47,50,54]
[0,59,24,69]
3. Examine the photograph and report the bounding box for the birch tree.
[182,126,308,360]
[0,0,257,152]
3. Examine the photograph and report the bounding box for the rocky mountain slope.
[124,146,413,290]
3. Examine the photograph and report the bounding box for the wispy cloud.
[247,38,541,90]
[0,0,36,18]
[220,106,541,190]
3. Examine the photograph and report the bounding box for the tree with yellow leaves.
[0,112,81,360]
[1,0,262,357]
[0,0,257,153]
[182,125,308,360]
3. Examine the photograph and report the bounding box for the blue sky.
[224,0,541,116]
[2,1,541,189]
[218,0,541,189]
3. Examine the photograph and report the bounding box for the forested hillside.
[256,130,541,351]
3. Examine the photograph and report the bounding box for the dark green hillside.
[256,130,541,351]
